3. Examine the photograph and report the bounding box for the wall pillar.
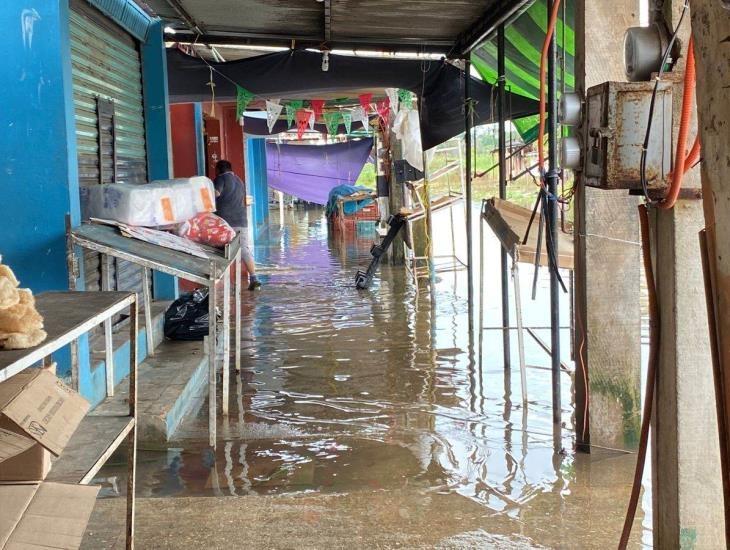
[244,137,269,244]
[574,0,642,452]
[0,0,90,381]
[651,201,725,548]
[141,20,177,300]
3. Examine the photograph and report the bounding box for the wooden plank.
[0,292,135,381]
[46,415,134,484]
[482,197,574,270]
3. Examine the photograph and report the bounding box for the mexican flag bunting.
[323,111,341,137]
[352,106,368,133]
[376,97,391,127]
[385,88,399,114]
[341,110,352,135]
[295,109,310,140]
[398,89,414,110]
[310,99,325,119]
[236,85,255,121]
[358,93,373,113]
[285,100,304,128]
[308,110,316,130]
[266,100,283,133]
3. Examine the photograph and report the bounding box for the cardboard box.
[0,370,89,482]
[0,482,99,549]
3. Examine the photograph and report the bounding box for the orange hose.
[536,0,563,187]
[684,134,701,170]
[659,36,696,209]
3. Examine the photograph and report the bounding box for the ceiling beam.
[452,0,535,57]
[164,0,205,35]
[170,30,453,54]
[324,0,332,43]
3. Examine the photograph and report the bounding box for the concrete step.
[93,338,208,446]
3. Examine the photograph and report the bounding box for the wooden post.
[574,0,642,452]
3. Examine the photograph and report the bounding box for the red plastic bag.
[177,213,235,248]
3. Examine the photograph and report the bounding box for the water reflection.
[96,206,647,547]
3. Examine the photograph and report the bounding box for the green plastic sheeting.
[471,0,575,141]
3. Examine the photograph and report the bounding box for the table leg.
[101,254,115,397]
[142,268,154,357]
[512,258,528,405]
[208,281,218,448]
[126,298,138,550]
[222,272,230,416]
[235,250,242,373]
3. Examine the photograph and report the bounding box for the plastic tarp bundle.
[326,185,373,216]
[266,138,373,205]
[82,177,216,226]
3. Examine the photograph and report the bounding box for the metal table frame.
[0,291,138,549]
[67,221,242,447]
[479,198,575,405]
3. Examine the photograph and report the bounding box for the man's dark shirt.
[213,171,247,228]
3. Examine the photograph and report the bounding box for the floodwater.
[87,205,650,548]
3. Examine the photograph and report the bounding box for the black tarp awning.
[166,48,538,150]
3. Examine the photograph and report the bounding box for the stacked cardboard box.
[0,369,98,549]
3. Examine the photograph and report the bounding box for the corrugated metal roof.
[136,0,505,52]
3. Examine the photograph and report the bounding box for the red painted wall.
[170,104,199,178]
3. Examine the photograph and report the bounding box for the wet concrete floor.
[83,206,649,548]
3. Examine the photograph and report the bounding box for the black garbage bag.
[164,289,210,341]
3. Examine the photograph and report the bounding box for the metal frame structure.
[67,221,242,447]
[0,291,138,549]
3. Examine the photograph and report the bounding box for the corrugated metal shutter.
[70,1,148,294]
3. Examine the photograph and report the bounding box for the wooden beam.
[324,0,332,43]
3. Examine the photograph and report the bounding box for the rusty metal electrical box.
[583,81,673,190]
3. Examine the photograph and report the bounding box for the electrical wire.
[640,2,689,203]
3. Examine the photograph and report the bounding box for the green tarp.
[471,0,575,142]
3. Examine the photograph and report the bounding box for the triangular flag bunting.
[376,98,391,128]
[266,100,283,133]
[285,100,304,128]
[398,89,414,110]
[236,85,255,121]
[358,93,373,113]
[310,99,325,119]
[323,111,341,137]
[341,110,352,135]
[385,88,399,114]
[308,110,316,130]
[352,106,368,134]
[295,109,310,140]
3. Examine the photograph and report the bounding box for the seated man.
[213,159,260,290]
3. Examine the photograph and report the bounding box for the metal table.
[0,291,138,549]
[479,198,575,405]
[68,222,242,447]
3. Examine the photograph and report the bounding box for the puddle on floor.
[93,206,651,548]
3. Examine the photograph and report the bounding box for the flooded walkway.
[84,206,648,548]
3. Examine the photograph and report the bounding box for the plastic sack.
[176,213,236,248]
[83,176,216,226]
[163,289,210,341]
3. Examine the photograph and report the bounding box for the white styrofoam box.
[84,177,216,226]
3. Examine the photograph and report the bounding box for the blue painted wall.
[0,0,90,382]
[141,20,177,301]
[194,103,205,176]
[245,137,270,245]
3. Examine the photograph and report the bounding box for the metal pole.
[497,25,511,373]
[547,1,562,428]
[464,58,474,336]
